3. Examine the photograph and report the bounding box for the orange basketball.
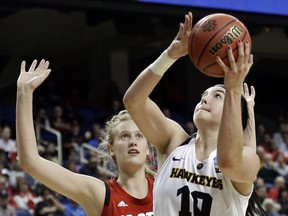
[188,13,252,78]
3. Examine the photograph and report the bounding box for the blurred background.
[0,0,287,131]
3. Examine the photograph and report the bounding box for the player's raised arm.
[16,60,106,215]
[216,40,259,187]
[123,12,192,156]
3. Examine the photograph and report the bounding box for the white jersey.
[154,136,252,216]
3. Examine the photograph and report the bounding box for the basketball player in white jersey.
[123,12,267,216]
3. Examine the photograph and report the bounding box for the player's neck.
[195,132,217,161]
[117,172,149,199]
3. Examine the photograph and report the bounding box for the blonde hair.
[100,110,156,176]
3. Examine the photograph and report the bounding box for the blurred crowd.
[0,123,88,216]
[255,117,288,216]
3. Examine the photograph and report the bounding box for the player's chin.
[127,155,146,163]
[126,160,145,169]
[194,114,211,125]
[194,110,209,118]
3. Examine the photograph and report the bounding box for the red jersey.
[101,176,154,216]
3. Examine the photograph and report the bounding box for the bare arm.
[123,12,192,156]
[216,41,259,190]
[16,60,105,215]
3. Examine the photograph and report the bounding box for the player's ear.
[146,142,152,156]
[109,146,115,156]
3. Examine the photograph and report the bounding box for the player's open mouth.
[128,149,139,155]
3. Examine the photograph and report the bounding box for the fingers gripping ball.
[188,13,252,78]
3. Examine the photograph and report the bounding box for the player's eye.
[136,133,144,139]
[120,134,130,140]
[215,93,222,99]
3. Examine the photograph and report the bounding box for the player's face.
[111,120,149,169]
[193,85,225,127]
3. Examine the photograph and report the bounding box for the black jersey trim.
[179,133,196,147]
[104,182,110,206]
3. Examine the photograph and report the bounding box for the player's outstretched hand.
[17,59,51,92]
[167,12,193,59]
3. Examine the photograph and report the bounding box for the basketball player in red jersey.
[16,60,154,216]
[123,12,267,216]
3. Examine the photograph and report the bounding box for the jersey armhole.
[104,182,110,206]
[179,133,195,147]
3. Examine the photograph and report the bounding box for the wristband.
[149,50,177,76]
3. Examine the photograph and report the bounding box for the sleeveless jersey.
[102,176,154,216]
[153,136,252,216]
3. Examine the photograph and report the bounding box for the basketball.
[188,13,252,78]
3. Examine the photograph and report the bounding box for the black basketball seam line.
[189,29,197,61]
[196,19,238,67]
[202,31,249,76]
[189,17,208,62]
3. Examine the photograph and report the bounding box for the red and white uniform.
[102,176,154,216]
